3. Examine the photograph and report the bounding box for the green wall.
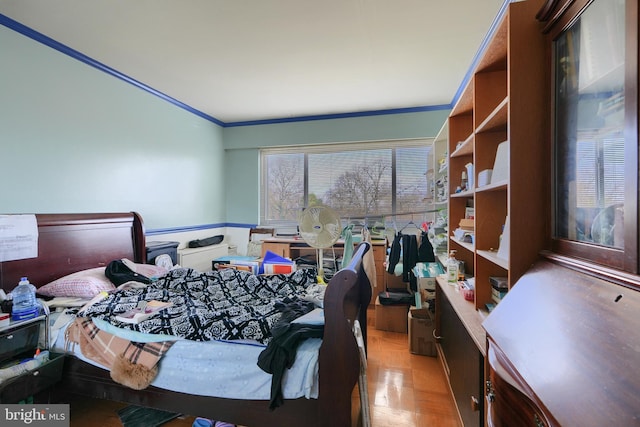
[222,109,450,224]
[0,26,226,231]
[1,23,450,230]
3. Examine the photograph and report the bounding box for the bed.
[0,212,373,427]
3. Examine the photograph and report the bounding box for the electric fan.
[298,205,342,282]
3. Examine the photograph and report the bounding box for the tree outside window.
[261,140,432,227]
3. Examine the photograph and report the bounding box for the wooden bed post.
[131,211,146,264]
[319,242,372,426]
[0,212,146,292]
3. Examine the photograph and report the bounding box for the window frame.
[259,138,434,227]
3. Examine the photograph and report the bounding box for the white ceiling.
[0,0,506,125]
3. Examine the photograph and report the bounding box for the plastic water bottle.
[446,251,459,285]
[11,277,38,321]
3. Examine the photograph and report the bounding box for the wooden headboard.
[0,212,145,292]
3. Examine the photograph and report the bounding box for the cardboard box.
[409,307,430,319]
[458,218,474,231]
[413,263,442,306]
[375,296,409,333]
[385,272,408,292]
[417,276,436,294]
[408,309,436,356]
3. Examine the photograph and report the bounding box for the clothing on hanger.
[386,214,437,290]
[341,225,354,269]
[386,231,421,292]
[386,233,403,276]
[399,220,422,234]
[361,227,377,290]
[418,231,435,262]
[402,233,419,291]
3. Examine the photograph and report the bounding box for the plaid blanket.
[65,317,175,390]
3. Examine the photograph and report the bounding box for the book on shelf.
[262,263,296,274]
[229,259,260,274]
[217,263,254,272]
[489,276,508,290]
[492,288,507,303]
[115,300,173,324]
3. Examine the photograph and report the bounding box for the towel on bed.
[65,317,175,390]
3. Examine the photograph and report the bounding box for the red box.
[459,281,475,301]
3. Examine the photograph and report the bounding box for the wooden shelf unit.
[447,0,548,312]
[437,1,549,425]
[431,121,450,258]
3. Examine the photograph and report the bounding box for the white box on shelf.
[491,141,509,184]
[497,216,510,261]
[478,169,493,187]
[465,207,475,219]
[465,162,474,189]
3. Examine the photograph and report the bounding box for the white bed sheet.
[50,312,321,400]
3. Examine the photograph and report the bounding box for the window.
[260,140,433,227]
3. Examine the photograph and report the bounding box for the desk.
[261,237,387,293]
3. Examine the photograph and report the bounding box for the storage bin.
[0,320,41,362]
[146,241,179,265]
[408,309,436,356]
[0,352,65,403]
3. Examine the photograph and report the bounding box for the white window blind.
[576,133,624,208]
[260,139,433,225]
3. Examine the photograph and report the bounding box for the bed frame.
[0,212,372,427]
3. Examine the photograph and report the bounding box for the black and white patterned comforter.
[82,267,320,344]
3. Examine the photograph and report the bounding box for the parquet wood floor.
[360,307,460,427]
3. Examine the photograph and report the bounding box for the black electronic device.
[188,235,224,248]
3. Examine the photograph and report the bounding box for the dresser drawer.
[372,244,387,262]
[0,352,64,403]
[0,321,41,362]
